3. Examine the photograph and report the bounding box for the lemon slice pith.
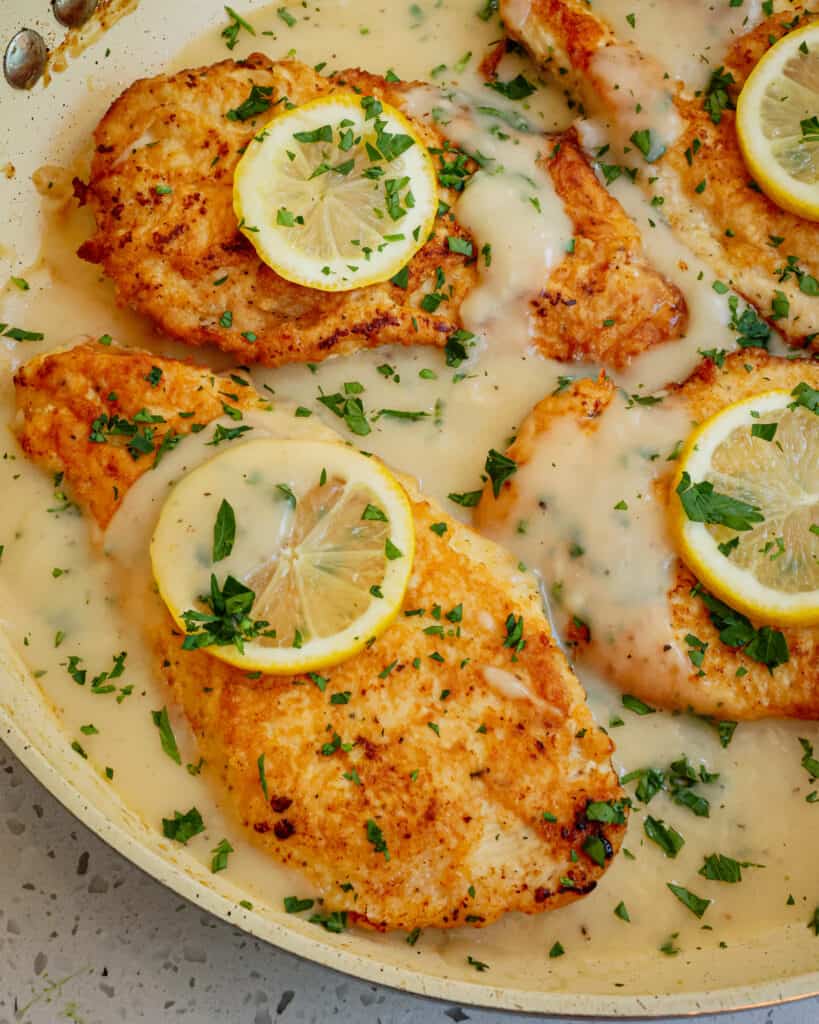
[737,21,819,221]
[233,92,439,292]
[671,389,819,626]
[151,439,415,673]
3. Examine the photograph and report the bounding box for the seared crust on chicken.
[14,341,265,528]
[503,0,819,351]
[15,342,627,930]
[77,51,687,370]
[76,55,478,367]
[538,129,687,367]
[477,350,819,720]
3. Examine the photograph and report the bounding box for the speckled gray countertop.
[1,745,817,1024]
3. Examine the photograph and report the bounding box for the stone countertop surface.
[1,746,817,1024]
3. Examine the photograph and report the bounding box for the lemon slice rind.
[233,93,439,292]
[671,389,819,626]
[737,21,819,221]
[150,439,415,674]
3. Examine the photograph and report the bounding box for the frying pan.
[0,1,817,1015]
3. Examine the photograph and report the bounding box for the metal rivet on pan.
[3,28,48,90]
[52,0,99,29]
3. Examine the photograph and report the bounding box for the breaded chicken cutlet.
[15,341,627,931]
[533,126,686,366]
[76,56,477,368]
[501,0,819,352]
[76,53,686,370]
[476,350,819,721]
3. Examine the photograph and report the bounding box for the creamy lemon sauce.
[574,0,764,164]
[0,0,818,998]
[482,394,694,699]
[589,0,763,93]
[405,84,573,348]
[589,42,683,158]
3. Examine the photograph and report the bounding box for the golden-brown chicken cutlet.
[14,341,265,528]
[76,55,478,367]
[536,128,686,367]
[503,0,819,352]
[15,342,627,931]
[476,350,819,720]
[77,53,686,370]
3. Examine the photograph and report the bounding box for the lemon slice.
[233,92,439,291]
[671,387,819,626]
[151,439,415,673]
[737,21,819,221]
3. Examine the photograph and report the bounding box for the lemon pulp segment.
[233,93,439,291]
[150,439,415,673]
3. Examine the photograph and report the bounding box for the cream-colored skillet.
[0,0,818,1015]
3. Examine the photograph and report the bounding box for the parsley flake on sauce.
[211,838,234,873]
[221,6,255,50]
[162,807,205,844]
[644,816,684,858]
[614,901,631,922]
[799,737,819,780]
[667,883,710,919]
[212,499,236,562]
[699,852,760,883]
[284,895,315,914]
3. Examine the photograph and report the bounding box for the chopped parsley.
[703,66,735,124]
[365,818,389,860]
[181,575,276,653]
[667,883,710,919]
[284,895,315,913]
[309,910,347,933]
[226,84,275,122]
[622,694,656,716]
[614,901,631,922]
[211,838,234,873]
[212,499,236,562]
[1,324,44,342]
[644,816,684,858]
[585,800,628,825]
[486,73,535,100]
[317,386,371,436]
[258,753,269,800]
[676,472,764,531]
[728,295,770,349]
[448,489,482,508]
[790,381,819,415]
[151,706,181,764]
[799,737,819,780]
[693,586,789,671]
[89,409,165,462]
[699,852,759,883]
[221,5,255,49]
[162,807,205,844]
[485,448,517,498]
